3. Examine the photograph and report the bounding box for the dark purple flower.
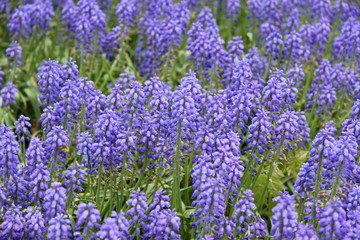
[6,41,23,66]
[0,206,25,240]
[14,115,31,142]
[272,110,309,152]
[37,59,64,108]
[318,199,348,239]
[231,190,256,236]
[0,130,20,180]
[61,0,78,33]
[226,0,241,21]
[7,4,32,39]
[47,214,72,240]
[314,17,331,57]
[29,0,54,33]
[282,31,303,66]
[265,32,283,60]
[288,64,305,88]
[270,190,298,239]
[97,211,130,240]
[62,164,86,198]
[28,162,50,206]
[75,0,106,52]
[310,0,331,20]
[144,209,181,240]
[246,107,274,165]
[115,0,138,27]
[24,209,46,240]
[191,176,226,237]
[100,25,128,59]
[0,0,11,19]
[294,162,315,198]
[126,189,148,235]
[1,82,17,110]
[74,202,101,239]
[62,57,79,81]
[294,223,318,240]
[227,36,245,62]
[43,182,67,220]
[244,215,267,239]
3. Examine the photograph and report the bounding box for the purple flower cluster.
[1,1,360,239]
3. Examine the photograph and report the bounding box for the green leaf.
[246,32,253,42]
[286,150,309,177]
[182,208,196,218]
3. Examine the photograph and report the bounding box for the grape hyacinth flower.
[7,4,32,39]
[294,223,318,240]
[231,189,256,237]
[115,0,138,27]
[100,25,128,59]
[1,82,18,110]
[29,0,54,34]
[318,199,349,239]
[25,137,45,171]
[308,121,337,221]
[0,130,20,181]
[24,209,46,240]
[0,206,25,240]
[244,215,267,239]
[6,41,23,66]
[145,209,181,240]
[97,211,130,240]
[149,190,171,214]
[37,59,64,108]
[0,0,11,20]
[43,182,67,220]
[282,31,303,68]
[226,0,241,21]
[344,184,360,215]
[327,131,358,198]
[0,66,4,88]
[245,107,274,167]
[47,214,72,240]
[126,189,148,235]
[265,32,283,60]
[191,177,226,238]
[75,0,106,53]
[62,164,86,199]
[294,162,315,198]
[270,191,298,239]
[27,163,50,206]
[45,126,69,177]
[74,202,101,239]
[227,36,245,62]
[14,115,31,142]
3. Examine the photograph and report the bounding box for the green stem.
[105,168,116,218]
[263,55,272,81]
[285,45,293,72]
[312,154,324,224]
[119,153,128,209]
[171,121,182,212]
[250,160,265,190]
[133,140,150,190]
[96,164,103,207]
[79,44,85,76]
[89,32,99,79]
[184,154,191,206]
[330,163,344,200]
[49,152,58,185]
[257,137,285,210]
[298,197,304,221]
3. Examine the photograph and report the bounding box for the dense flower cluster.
[0,0,360,239]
